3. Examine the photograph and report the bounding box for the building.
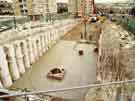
[12,0,22,16]
[0,0,13,15]
[68,0,81,15]
[26,0,33,15]
[49,0,57,14]
[88,0,93,14]
[96,2,134,14]
[32,0,57,15]
[28,0,57,21]
[18,0,28,15]
[57,3,68,13]
[56,0,68,13]
[12,0,32,16]
[68,0,92,16]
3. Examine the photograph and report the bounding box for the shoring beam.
[0,80,135,98]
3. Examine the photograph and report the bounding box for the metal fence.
[42,12,74,22]
[0,16,30,32]
[114,15,135,35]
[0,13,74,32]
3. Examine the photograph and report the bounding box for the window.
[21,10,24,12]
[25,10,28,12]
[20,5,23,8]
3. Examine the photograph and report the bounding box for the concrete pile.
[97,20,135,82]
[0,19,80,88]
[86,22,102,43]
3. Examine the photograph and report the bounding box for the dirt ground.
[63,23,83,41]
[63,21,102,42]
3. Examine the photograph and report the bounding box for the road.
[10,23,97,101]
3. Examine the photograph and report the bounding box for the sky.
[95,0,129,3]
[56,0,68,3]
[56,0,129,3]
[1,0,12,3]
[6,0,130,4]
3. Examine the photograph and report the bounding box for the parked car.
[89,16,98,23]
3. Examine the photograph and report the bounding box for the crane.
[81,0,96,39]
[81,0,87,39]
[92,0,96,14]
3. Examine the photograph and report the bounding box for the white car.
[89,16,98,22]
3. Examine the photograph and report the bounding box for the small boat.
[47,67,65,80]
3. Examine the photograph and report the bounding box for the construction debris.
[47,67,65,80]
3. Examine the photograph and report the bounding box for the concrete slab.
[11,40,97,100]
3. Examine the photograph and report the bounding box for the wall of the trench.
[85,20,135,101]
[97,20,135,82]
[0,19,80,88]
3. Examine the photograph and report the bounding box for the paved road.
[11,40,97,100]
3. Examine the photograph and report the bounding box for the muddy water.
[10,40,97,100]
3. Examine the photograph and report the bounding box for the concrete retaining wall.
[0,19,80,88]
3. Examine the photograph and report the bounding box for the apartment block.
[0,0,13,15]
[32,0,57,15]
[68,0,92,16]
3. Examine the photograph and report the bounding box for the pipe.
[0,80,135,98]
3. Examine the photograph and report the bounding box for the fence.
[114,15,135,35]
[0,80,135,101]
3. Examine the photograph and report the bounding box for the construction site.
[0,0,135,101]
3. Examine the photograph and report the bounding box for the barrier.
[14,41,25,75]
[0,46,12,88]
[3,44,20,81]
[20,40,31,69]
